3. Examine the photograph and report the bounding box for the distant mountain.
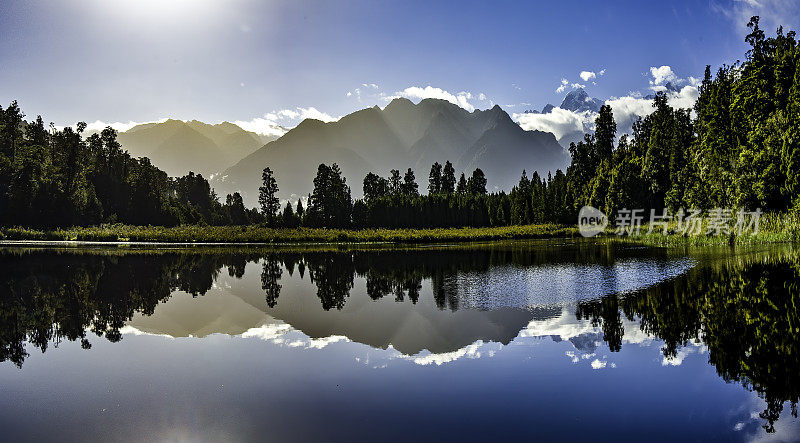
[526,90,603,148]
[644,81,681,99]
[113,120,278,177]
[522,104,556,114]
[214,98,568,205]
[559,89,603,113]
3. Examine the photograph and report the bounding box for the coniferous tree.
[428,162,442,194]
[442,161,456,195]
[389,169,402,195]
[401,168,418,196]
[595,105,616,163]
[467,168,487,195]
[308,163,352,227]
[282,201,297,228]
[225,192,248,225]
[363,172,388,202]
[259,167,280,227]
[456,173,467,195]
[296,199,304,222]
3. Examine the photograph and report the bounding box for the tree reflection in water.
[0,243,798,433]
[577,252,800,433]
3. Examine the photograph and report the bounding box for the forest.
[1,17,797,230]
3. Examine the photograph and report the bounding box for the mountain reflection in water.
[0,240,798,436]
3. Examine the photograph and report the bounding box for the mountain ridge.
[215,98,568,205]
[110,119,277,177]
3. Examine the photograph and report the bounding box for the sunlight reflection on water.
[455,257,696,309]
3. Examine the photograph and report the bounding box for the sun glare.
[98,0,221,24]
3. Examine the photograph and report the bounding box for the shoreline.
[1,218,797,247]
[0,224,580,245]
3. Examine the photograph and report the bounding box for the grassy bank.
[0,223,578,244]
[2,212,799,246]
[617,212,800,246]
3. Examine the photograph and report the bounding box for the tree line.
[570,16,800,216]
[2,16,797,229]
[0,111,264,227]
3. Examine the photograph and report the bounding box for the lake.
[0,240,798,442]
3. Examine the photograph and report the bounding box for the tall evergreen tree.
[308,163,352,227]
[363,172,388,202]
[401,168,418,196]
[282,201,297,227]
[296,199,304,221]
[389,169,402,195]
[595,104,616,163]
[456,173,467,194]
[259,167,280,226]
[467,168,487,195]
[441,161,456,194]
[428,162,442,195]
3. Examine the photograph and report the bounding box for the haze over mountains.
[213,98,568,205]
[94,119,279,177]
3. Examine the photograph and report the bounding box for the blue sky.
[1,0,799,134]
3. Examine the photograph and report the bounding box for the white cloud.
[590,358,607,369]
[388,85,488,112]
[605,83,699,135]
[594,66,700,136]
[580,71,597,82]
[286,335,350,349]
[555,78,569,93]
[513,107,593,141]
[650,65,679,86]
[405,341,502,366]
[391,68,696,147]
[79,105,336,139]
[347,82,384,102]
[661,342,707,366]
[713,0,800,37]
[236,106,338,137]
[264,107,336,123]
[82,118,168,133]
[241,323,293,341]
[119,325,174,339]
[233,116,288,137]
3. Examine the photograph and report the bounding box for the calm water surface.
[0,240,798,442]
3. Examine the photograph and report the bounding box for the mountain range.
[213,98,569,205]
[97,119,279,177]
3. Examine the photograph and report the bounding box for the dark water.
[0,240,798,442]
